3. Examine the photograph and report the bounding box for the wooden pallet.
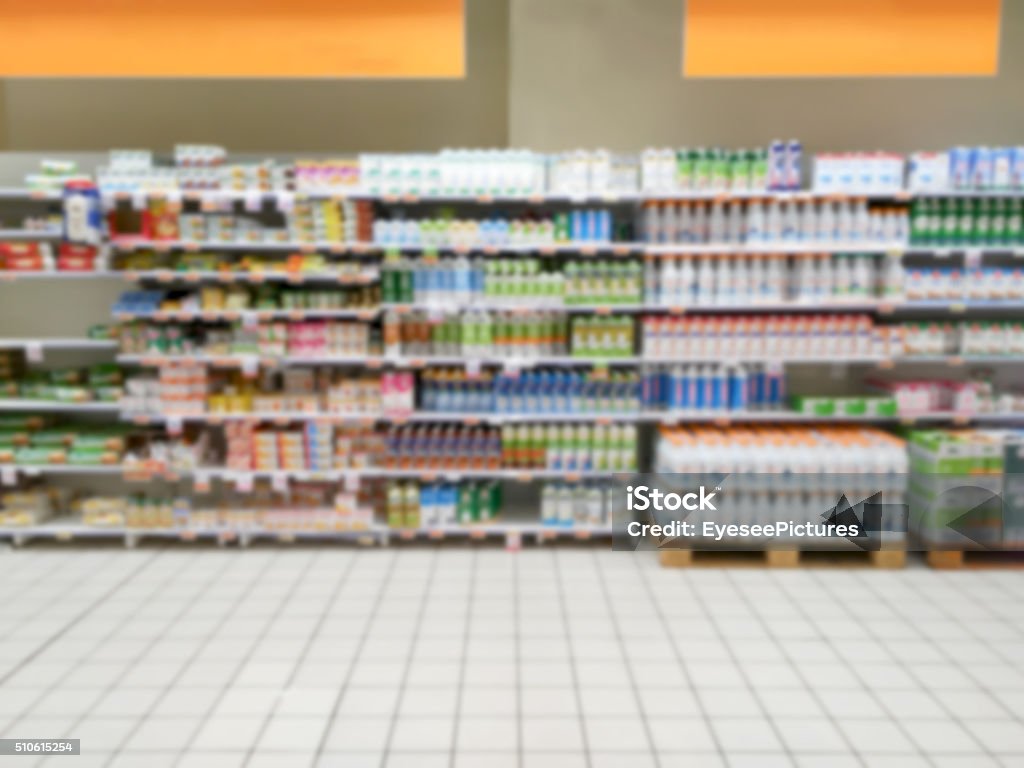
[659,547,906,569]
[925,549,1024,570]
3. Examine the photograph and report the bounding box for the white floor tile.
[456,717,518,751]
[323,716,392,751]
[190,715,264,750]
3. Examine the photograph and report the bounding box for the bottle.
[680,257,697,305]
[661,258,680,307]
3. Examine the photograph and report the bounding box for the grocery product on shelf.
[0,363,122,404]
[789,395,897,418]
[419,368,642,414]
[903,267,1024,301]
[0,490,62,526]
[641,363,784,412]
[0,418,130,466]
[23,158,90,194]
[647,253,901,306]
[540,483,614,527]
[639,145,774,194]
[908,146,1024,192]
[640,198,906,246]
[547,151,639,197]
[811,152,906,194]
[372,209,618,248]
[381,255,644,307]
[907,428,1024,547]
[385,480,502,527]
[113,284,380,315]
[909,197,1023,246]
[869,380,1024,416]
[293,159,361,194]
[900,321,1024,356]
[360,150,546,197]
[641,314,900,360]
[654,425,908,531]
[499,423,637,471]
[383,310,571,358]
[109,198,367,246]
[113,250,375,279]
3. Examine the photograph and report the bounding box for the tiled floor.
[0,548,1021,767]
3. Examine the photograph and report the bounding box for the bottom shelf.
[0,519,613,547]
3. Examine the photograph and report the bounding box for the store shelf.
[904,246,1024,256]
[0,399,120,413]
[643,241,907,255]
[0,229,62,240]
[0,338,118,351]
[114,307,381,322]
[122,270,379,285]
[0,187,62,201]
[122,409,1024,427]
[110,238,377,253]
[0,271,124,281]
[385,300,1024,315]
[117,353,921,369]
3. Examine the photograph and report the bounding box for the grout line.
[514,553,523,768]
[168,551,313,766]
[312,549,399,762]
[632,555,729,762]
[0,549,161,689]
[719,570,866,767]
[6,550,211,754]
[380,551,440,766]
[240,550,359,766]
[836,573,1002,762]
[589,551,662,767]
[447,550,477,768]
[551,550,593,768]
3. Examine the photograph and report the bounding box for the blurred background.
[0,1,1021,766]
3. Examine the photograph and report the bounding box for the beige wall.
[509,0,1024,153]
[0,0,507,153]
[3,1,1023,154]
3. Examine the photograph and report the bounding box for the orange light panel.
[0,0,465,78]
[684,0,1000,77]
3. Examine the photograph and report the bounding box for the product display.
[3,142,1024,548]
[909,197,1023,246]
[642,314,899,360]
[420,368,641,414]
[641,199,906,246]
[908,146,1024,192]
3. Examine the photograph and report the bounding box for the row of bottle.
[641,315,899,360]
[655,425,908,476]
[645,254,902,306]
[382,312,637,358]
[639,143,795,193]
[360,151,547,197]
[383,311,571,357]
[500,424,638,471]
[385,481,502,528]
[904,268,1024,302]
[909,198,1024,246]
[379,424,637,472]
[380,256,644,306]
[540,484,613,527]
[419,369,642,414]
[901,321,1024,356]
[372,210,615,248]
[642,364,786,412]
[641,199,907,245]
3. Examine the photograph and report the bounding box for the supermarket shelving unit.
[3,173,1024,551]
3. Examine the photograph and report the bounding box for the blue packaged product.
[63,181,103,245]
[970,146,994,189]
[748,364,765,408]
[765,364,784,406]
[710,367,726,410]
[597,209,611,241]
[571,211,585,241]
[768,140,787,191]
[420,484,437,524]
[785,140,802,191]
[693,366,707,409]
[950,147,972,189]
[729,366,748,410]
